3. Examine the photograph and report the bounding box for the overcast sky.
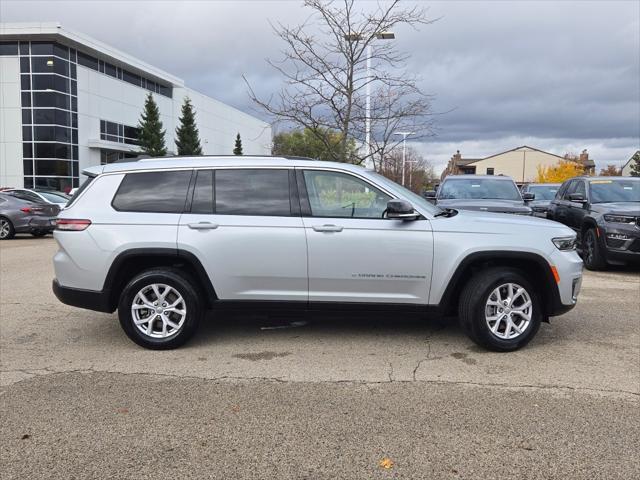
[2,0,638,172]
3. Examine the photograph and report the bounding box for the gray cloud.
[2,0,638,171]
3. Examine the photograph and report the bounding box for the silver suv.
[52,156,583,351]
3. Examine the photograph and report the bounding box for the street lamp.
[344,31,395,168]
[393,131,414,186]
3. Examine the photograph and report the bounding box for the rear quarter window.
[112,170,192,213]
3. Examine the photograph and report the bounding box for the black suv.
[548,176,640,270]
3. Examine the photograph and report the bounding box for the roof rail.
[115,154,318,163]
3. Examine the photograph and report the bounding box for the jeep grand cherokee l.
[52,157,583,351]
[548,176,640,270]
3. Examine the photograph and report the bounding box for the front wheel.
[118,269,203,349]
[459,268,542,351]
[583,228,607,271]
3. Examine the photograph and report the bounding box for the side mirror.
[386,199,419,220]
[568,193,586,203]
[424,190,437,199]
[522,192,535,201]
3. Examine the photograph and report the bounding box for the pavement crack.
[387,362,394,383]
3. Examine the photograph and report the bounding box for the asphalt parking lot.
[1,236,639,479]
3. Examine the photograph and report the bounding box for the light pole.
[393,131,414,186]
[344,31,395,168]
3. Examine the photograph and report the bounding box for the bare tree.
[246,0,435,166]
[379,146,435,193]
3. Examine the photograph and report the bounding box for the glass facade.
[0,39,171,192]
[18,41,79,193]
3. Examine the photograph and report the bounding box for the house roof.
[453,145,596,168]
[621,150,640,170]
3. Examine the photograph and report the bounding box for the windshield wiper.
[434,208,457,218]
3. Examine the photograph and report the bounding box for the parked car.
[521,183,561,218]
[0,193,60,240]
[52,156,582,351]
[4,188,70,208]
[425,175,533,215]
[547,176,639,270]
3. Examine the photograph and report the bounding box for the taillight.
[56,219,92,231]
[20,206,44,213]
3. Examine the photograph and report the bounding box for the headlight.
[552,236,577,251]
[603,214,635,224]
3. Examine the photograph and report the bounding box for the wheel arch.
[103,248,217,312]
[439,251,559,318]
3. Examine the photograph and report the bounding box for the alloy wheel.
[131,283,187,339]
[0,220,10,239]
[485,283,532,340]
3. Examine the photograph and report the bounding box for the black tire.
[118,268,203,349]
[583,228,607,271]
[459,267,542,352]
[31,230,48,237]
[0,216,15,240]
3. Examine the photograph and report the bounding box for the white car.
[52,156,583,351]
[5,188,70,208]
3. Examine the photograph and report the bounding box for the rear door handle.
[187,222,219,230]
[312,224,344,232]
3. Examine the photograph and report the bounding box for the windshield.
[527,185,560,200]
[368,172,443,215]
[438,178,521,200]
[590,179,640,203]
[38,191,70,203]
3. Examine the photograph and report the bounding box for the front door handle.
[187,222,219,230]
[312,224,344,232]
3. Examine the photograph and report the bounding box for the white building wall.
[76,65,271,172]
[0,56,22,187]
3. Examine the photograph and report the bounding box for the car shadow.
[190,310,461,347]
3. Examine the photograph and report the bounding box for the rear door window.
[214,169,291,216]
[112,170,192,213]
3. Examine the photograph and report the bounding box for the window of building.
[100,150,138,165]
[486,168,495,175]
[215,169,291,216]
[0,42,18,55]
[191,170,214,214]
[112,171,192,213]
[302,170,391,218]
[100,120,140,145]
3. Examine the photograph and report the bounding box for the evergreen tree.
[233,133,243,155]
[138,93,167,156]
[630,151,640,177]
[175,97,203,155]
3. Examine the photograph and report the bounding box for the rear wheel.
[459,267,542,351]
[583,228,607,271]
[0,217,15,240]
[118,269,203,349]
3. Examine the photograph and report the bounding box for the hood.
[431,209,574,234]
[591,202,640,215]
[436,198,531,213]
[529,199,552,210]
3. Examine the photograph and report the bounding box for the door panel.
[303,217,433,303]
[178,168,307,301]
[178,214,307,301]
[298,168,433,304]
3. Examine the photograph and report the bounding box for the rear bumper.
[14,216,57,233]
[52,279,114,313]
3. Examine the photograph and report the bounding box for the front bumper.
[601,225,640,264]
[548,249,583,315]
